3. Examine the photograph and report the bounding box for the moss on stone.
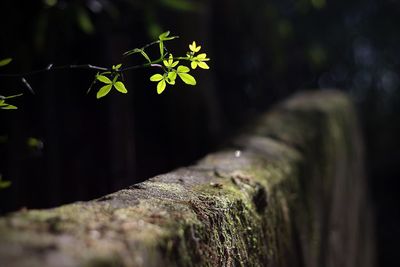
[0,90,374,267]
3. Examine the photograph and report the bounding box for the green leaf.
[178,73,196,85]
[171,61,179,68]
[112,64,122,70]
[166,71,176,85]
[157,80,166,94]
[150,74,164,82]
[197,61,210,69]
[96,75,112,84]
[96,84,113,98]
[168,71,177,81]
[159,31,170,40]
[197,53,208,59]
[114,81,128,93]
[0,93,21,110]
[158,30,178,41]
[177,65,190,73]
[1,104,17,110]
[0,58,12,67]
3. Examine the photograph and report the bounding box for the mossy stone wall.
[0,90,375,267]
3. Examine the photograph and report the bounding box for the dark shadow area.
[0,0,399,266]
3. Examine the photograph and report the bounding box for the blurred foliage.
[0,175,11,189]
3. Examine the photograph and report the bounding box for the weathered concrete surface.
[0,90,375,267]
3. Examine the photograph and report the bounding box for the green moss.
[0,91,367,267]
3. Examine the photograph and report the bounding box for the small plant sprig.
[92,31,210,96]
[0,31,211,100]
[148,35,210,94]
[94,64,127,99]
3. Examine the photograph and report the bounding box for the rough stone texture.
[0,90,375,267]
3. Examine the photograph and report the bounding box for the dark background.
[1,0,399,266]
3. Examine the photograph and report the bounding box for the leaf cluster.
[0,58,23,110]
[94,64,127,99]
[146,32,210,94]
[91,31,210,97]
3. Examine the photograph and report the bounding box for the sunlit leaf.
[150,74,164,82]
[112,64,122,70]
[177,65,190,73]
[189,41,201,53]
[96,84,112,98]
[96,75,112,84]
[158,30,178,41]
[166,71,176,85]
[171,61,179,68]
[1,104,17,110]
[197,53,209,60]
[163,54,175,67]
[157,80,166,94]
[168,71,177,81]
[198,61,210,69]
[114,81,128,93]
[178,73,196,85]
[159,31,170,40]
[0,58,12,67]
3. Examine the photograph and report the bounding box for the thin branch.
[0,55,187,79]
[0,64,110,78]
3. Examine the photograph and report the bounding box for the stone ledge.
[0,90,375,267]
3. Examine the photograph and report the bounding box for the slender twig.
[0,62,159,78]
[0,55,189,79]
[0,64,109,78]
